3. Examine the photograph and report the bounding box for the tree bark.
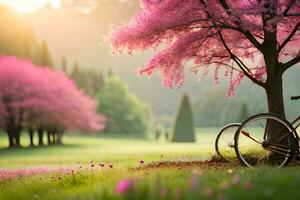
[57,131,63,144]
[14,128,21,148]
[7,130,14,148]
[52,132,56,143]
[265,73,285,118]
[265,68,289,143]
[28,128,35,146]
[38,128,44,146]
[47,130,52,145]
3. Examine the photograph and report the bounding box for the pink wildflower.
[203,187,213,197]
[160,187,167,197]
[244,181,253,190]
[231,175,240,186]
[220,181,229,191]
[188,175,198,190]
[115,179,132,194]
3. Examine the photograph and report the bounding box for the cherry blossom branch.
[217,0,264,52]
[285,13,300,17]
[278,22,300,53]
[283,0,296,16]
[218,31,266,88]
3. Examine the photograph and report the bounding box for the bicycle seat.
[291,96,300,100]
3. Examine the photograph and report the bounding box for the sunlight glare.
[0,0,61,13]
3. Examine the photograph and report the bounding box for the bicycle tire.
[215,123,241,161]
[234,113,297,168]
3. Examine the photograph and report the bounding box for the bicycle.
[215,123,240,161]
[234,95,300,168]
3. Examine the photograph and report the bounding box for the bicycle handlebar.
[291,96,300,100]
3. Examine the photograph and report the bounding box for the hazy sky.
[0,0,60,13]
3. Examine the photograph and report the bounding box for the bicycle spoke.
[241,131,262,144]
[235,114,292,168]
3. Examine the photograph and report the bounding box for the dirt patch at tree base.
[133,159,240,171]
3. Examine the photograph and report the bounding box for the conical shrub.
[172,94,195,142]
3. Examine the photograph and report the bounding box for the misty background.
[2,0,299,129]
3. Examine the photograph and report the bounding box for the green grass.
[1,129,300,200]
[0,128,219,169]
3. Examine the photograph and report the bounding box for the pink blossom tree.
[111,0,300,122]
[0,55,105,148]
[32,67,105,145]
[0,56,42,147]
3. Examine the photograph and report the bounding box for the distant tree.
[34,40,53,67]
[0,56,105,148]
[154,129,161,141]
[194,88,227,127]
[61,56,67,73]
[219,99,245,125]
[107,69,114,77]
[91,71,105,93]
[97,76,150,135]
[70,63,105,96]
[238,103,249,123]
[172,94,195,143]
[73,62,79,73]
[165,131,170,142]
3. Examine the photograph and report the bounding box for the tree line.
[0,56,105,148]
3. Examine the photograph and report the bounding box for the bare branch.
[286,13,300,17]
[278,22,300,53]
[217,0,264,52]
[218,31,266,87]
[283,55,300,71]
[283,0,296,16]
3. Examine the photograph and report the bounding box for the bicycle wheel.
[234,113,297,168]
[215,123,241,161]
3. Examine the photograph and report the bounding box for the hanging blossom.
[111,0,300,95]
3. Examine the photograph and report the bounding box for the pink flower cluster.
[0,167,73,182]
[111,0,300,95]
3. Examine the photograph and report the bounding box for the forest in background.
[2,0,299,128]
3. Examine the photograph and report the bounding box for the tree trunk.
[38,128,44,146]
[265,71,290,143]
[265,75,285,118]
[15,128,21,148]
[47,130,52,145]
[28,128,35,146]
[57,131,63,144]
[7,130,14,148]
[52,133,56,143]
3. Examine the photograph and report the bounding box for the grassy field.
[1,128,300,200]
[0,128,217,169]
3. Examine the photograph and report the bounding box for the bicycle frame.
[291,116,300,131]
[265,116,300,159]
